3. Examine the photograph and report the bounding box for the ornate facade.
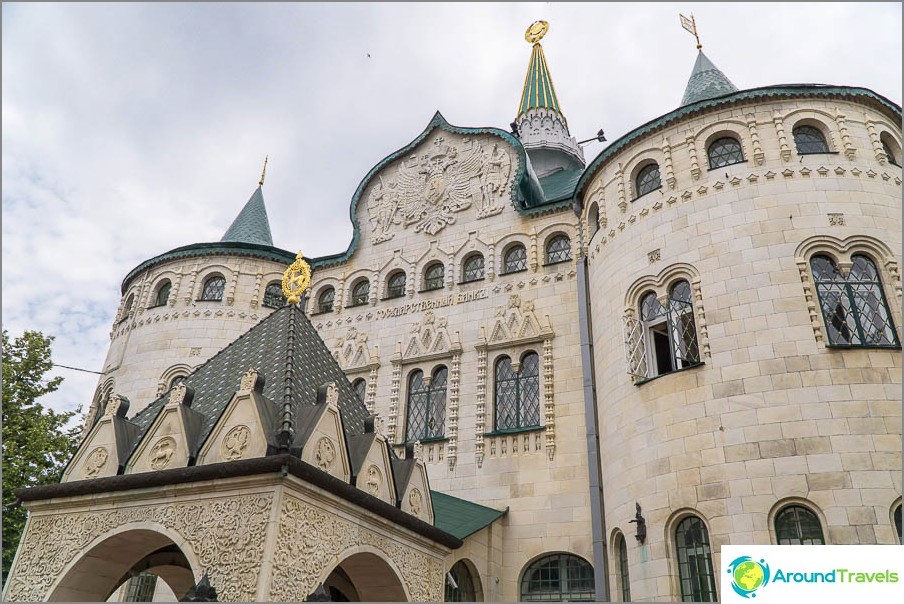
[5,21,902,604]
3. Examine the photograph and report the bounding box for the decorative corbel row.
[864,114,888,164]
[746,114,765,165]
[543,338,555,461]
[662,139,677,189]
[834,109,856,160]
[387,349,402,443]
[251,272,263,308]
[475,345,488,469]
[773,111,791,162]
[617,164,627,211]
[686,134,701,180]
[529,233,538,272]
[447,352,461,472]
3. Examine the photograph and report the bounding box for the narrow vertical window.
[353,378,367,404]
[424,263,445,291]
[350,279,370,306]
[775,505,825,545]
[503,244,527,274]
[462,253,485,283]
[386,271,406,299]
[153,281,171,307]
[263,281,286,308]
[318,287,335,313]
[445,560,478,602]
[200,275,225,301]
[675,516,717,602]
[615,533,631,601]
[406,366,447,442]
[494,352,541,431]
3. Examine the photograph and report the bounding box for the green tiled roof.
[431,490,507,539]
[537,168,583,204]
[681,51,738,106]
[518,42,562,119]
[221,186,274,246]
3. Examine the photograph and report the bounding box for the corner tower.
[513,21,584,178]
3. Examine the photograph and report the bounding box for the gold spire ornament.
[259,155,268,187]
[679,13,702,50]
[525,20,549,44]
[282,251,311,304]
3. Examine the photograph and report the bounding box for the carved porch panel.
[269,494,445,602]
[4,494,272,602]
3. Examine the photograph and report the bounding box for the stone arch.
[319,545,409,602]
[785,112,838,153]
[624,262,701,312]
[626,151,664,199]
[157,363,194,396]
[45,524,199,602]
[890,496,903,544]
[767,497,830,545]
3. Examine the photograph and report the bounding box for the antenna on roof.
[259,155,269,187]
[679,13,702,51]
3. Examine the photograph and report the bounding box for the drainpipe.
[576,216,610,601]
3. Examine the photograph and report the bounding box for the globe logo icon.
[727,556,770,598]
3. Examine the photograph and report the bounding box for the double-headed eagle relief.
[367,135,513,243]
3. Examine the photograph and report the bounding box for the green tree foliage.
[2,329,79,584]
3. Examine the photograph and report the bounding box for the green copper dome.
[681,50,738,106]
[220,186,274,246]
[517,42,563,119]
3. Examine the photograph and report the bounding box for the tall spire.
[680,50,738,106]
[513,21,584,178]
[220,185,275,246]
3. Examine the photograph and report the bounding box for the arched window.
[169,374,187,389]
[503,244,527,274]
[353,378,367,404]
[461,253,485,283]
[317,287,335,313]
[881,133,900,166]
[775,505,825,544]
[894,504,902,544]
[545,234,572,264]
[494,352,540,431]
[707,137,744,169]
[675,516,717,602]
[405,366,447,442]
[588,204,600,238]
[793,124,830,154]
[615,532,631,602]
[125,571,158,602]
[445,560,478,602]
[520,554,594,602]
[636,280,700,378]
[153,280,171,308]
[350,279,370,307]
[200,275,225,301]
[810,254,898,347]
[424,263,445,291]
[635,163,661,198]
[119,293,135,323]
[386,271,406,299]
[263,281,286,308]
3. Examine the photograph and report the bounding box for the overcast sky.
[3,2,901,421]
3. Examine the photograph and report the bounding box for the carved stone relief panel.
[5,494,272,602]
[82,447,109,479]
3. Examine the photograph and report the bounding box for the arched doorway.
[47,528,195,602]
[322,551,407,602]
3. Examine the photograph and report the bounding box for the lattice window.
[263,281,286,308]
[153,281,171,307]
[350,279,370,306]
[882,137,899,166]
[707,137,744,169]
[520,554,595,602]
[387,271,406,299]
[616,532,631,602]
[462,253,485,283]
[793,125,829,154]
[424,263,445,291]
[626,280,701,380]
[775,505,825,544]
[810,254,898,347]
[545,235,571,265]
[445,560,478,602]
[503,244,527,274]
[353,378,367,403]
[405,366,447,442]
[318,287,335,313]
[200,275,225,301]
[125,572,158,602]
[675,516,717,602]
[635,163,661,198]
[494,352,541,431]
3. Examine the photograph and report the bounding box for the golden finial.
[679,13,702,50]
[282,251,311,305]
[525,20,549,44]
[259,155,268,187]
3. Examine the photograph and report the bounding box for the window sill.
[707,160,746,171]
[500,268,528,276]
[543,259,572,267]
[346,302,368,309]
[824,343,901,350]
[458,277,486,285]
[484,426,543,437]
[403,436,448,445]
[797,151,839,156]
[148,303,167,310]
[310,309,334,316]
[382,295,406,301]
[418,287,445,294]
[632,186,662,202]
[634,361,704,386]
[195,299,223,303]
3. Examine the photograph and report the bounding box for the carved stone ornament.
[368,136,512,243]
[105,394,124,417]
[149,437,177,470]
[169,382,188,406]
[325,382,339,408]
[408,488,424,517]
[82,447,109,478]
[314,437,336,471]
[221,425,251,461]
[365,464,382,496]
[240,368,260,393]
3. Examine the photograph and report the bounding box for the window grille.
[520,554,595,602]
[707,137,744,169]
[635,163,661,197]
[462,254,485,282]
[793,125,829,154]
[154,281,171,307]
[675,516,717,602]
[263,282,286,308]
[424,263,445,291]
[406,367,447,442]
[350,280,370,306]
[201,276,225,301]
[545,235,572,264]
[445,560,478,602]
[125,572,158,602]
[387,271,406,298]
[503,245,527,274]
[775,505,825,544]
[616,533,631,602]
[318,287,335,313]
[494,353,541,431]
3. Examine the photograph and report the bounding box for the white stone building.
[5,21,902,603]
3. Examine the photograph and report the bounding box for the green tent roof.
[517,42,563,119]
[221,186,274,246]
[681,50,738,106]
[431,490,507,539]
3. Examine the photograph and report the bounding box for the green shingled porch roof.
[221,186,274,246]
[431,490,507,539]
[518,42,562,119]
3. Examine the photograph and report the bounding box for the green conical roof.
[220,186,274,246]
[517,42,563,119]
[680,50,738,106]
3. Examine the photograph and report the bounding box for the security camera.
[446,572,458,590]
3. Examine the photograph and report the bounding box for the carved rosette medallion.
[365,464,382,496]
[149,437,177,470]
[408,488,424,517]
[82,447,109,478]
[221,425,251,461]
[314,437,336,471]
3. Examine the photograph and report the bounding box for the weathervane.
[259,155,268,187]
[282,251,311,305]
[525,20,549,44]
[679,13,702,50]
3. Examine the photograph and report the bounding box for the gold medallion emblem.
[525,20,549,44]
[282,251,311,304]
